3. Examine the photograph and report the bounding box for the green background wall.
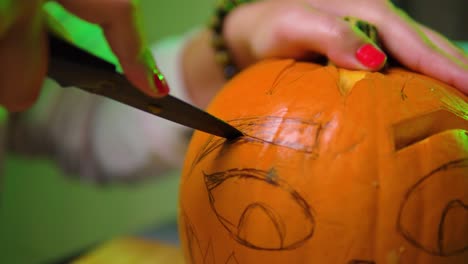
[0,1,214,263]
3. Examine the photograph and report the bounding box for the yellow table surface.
[74,237,185,264]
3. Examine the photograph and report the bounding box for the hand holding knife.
[47,32,243,140]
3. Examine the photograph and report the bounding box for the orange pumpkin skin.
[178,59,468,264]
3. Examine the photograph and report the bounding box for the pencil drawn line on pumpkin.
[183,212,216,264]
[237,202,287,248]
[267,61,297,95]
[225,252,239,264]
[397,158,468,256]
[183,211,241,264]
[268,72,306,95]
[439,199,468,254]
[266,167,279,183]
[203,239,215,264]
[183,213,203,264]
[189,116,322,175]
[400,76,413,101]
[203,168,315,251]
[400,87,408,101]
[347,260,376,264]
[332,136,366,159]
[229,117,322,155]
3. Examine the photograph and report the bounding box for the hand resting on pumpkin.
[4,0,468,183]
[183,0,468,108]
[0,0,168,113]
[1,0,466,111]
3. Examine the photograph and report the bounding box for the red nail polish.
[356,44,387,69]
[153,70,170,95]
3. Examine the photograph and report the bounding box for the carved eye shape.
[393,110,467,151]
[397,159,468,256]
[204,168,315,250]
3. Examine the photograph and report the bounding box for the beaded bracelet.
[209,0,252,79]
[209,3,383,79]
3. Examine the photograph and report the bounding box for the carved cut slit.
[393,110,468,151]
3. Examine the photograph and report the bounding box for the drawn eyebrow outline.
[189,116,323,171]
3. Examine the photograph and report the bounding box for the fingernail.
[140,48,170,95]
[153,68,170,95]
[356,43,387,69]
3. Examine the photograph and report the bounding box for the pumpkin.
[178,59,468,264]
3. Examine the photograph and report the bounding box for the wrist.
[182,29,226,108]
[210,0,253,79]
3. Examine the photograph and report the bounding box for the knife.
[47,32,243,140]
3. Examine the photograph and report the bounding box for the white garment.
[91,34,193,181]
[11,32,194,182]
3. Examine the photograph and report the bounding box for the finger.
[377,11,468,94]
[56,0,168,97]
[43,9,73,42]
[0,1,48,112]
[265,7,387,70]
[418,23,468,65]
[226,2,387,71]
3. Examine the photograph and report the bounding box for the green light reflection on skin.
[0,106,7,125]
[0,0,12,12]
[460,130,468,152]
[43,2,122,72]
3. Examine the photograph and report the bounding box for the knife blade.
[47,32,243,140]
